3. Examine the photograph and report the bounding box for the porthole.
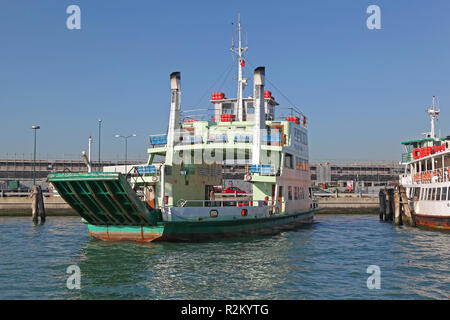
[210,210,219,218]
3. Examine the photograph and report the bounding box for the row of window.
[287,186,308,201]
[284,153,309,171]
[413,186,449,201]
[294,128,308,145]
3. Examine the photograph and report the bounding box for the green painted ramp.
[48,172,158,226]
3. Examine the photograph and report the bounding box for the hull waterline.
[87,210,316,242]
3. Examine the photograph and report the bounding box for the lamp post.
[31,126,40,186]
[115,134,136,174]
[98,119,102,169]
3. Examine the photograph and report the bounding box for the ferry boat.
[48,18,319,241]
[400,96,450,229]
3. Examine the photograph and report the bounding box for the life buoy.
[151,176,158,182]
[245,174,252,181]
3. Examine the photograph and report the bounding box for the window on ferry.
[222,103,234,114]
[285,153,294,169]
[431,188,436,201]
[294,187,299,200]
[427,188,431,201]
[443,187,448,201]
[414,187,420,199]
[436,187,441,201]
[288,186,292,200]
[246,102,254,114]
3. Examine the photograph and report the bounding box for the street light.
[115,134,137,174]
[98,119,102,168]
[31,126,40,186]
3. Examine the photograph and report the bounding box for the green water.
[0,214,448,299]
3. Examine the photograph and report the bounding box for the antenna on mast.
[230,13,248,122]
[425,96,440,139]
[231,22,235,48]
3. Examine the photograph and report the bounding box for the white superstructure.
[400,96,450,229]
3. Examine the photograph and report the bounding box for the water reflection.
[76,225,316,299]
[0,216,449,299]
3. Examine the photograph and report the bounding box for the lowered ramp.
[48,172,158,225]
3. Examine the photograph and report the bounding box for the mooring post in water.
[31,185,46,224]
[394,185,401,225]
[38,186,46,223]
[399,185,414,227]
[385,189,391,221]
[31,185,39,223]
[379,189,386,220]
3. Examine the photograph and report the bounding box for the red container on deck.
[264,91,272,99]
[221,114,235,122]
[212,92,225,100]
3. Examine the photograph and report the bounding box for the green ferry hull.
[87,210,315,242]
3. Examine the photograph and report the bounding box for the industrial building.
[1,155,404,193]
[310,162,403,190]
[0,158,143,191]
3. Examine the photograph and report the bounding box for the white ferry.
[48,17,319,241]
[400,96,450,229]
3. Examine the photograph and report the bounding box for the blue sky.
[1,0,450,162]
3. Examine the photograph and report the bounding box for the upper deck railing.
[409,166,450,184]
[149,132,283,148]
[148,105,305,148]
[401,152,413,163]
[246,164,279,176]
[149,134,168,147]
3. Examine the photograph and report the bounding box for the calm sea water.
[0,214,448,299]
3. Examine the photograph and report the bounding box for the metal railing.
[411,166,450,184]
[273,107,307,128]
[401,152,413,163]
[178,199,276,208]
[246,164,279,176]
[149,134,167,147]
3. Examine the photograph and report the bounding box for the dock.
[316,195,379,214]
[0,195,76,216]
[378,186,414,226]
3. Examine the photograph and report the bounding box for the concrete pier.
[0,196,76,216]
[317,196,379,214]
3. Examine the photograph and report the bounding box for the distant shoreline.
[0,196,379,217]
[0,208,378,217]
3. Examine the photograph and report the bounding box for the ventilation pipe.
[166,72,181,164]
[252,66,265,165]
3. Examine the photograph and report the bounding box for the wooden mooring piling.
[31,185,46,224]
[379,185,415,227]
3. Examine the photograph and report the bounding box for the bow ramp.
[48,172,158,225]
